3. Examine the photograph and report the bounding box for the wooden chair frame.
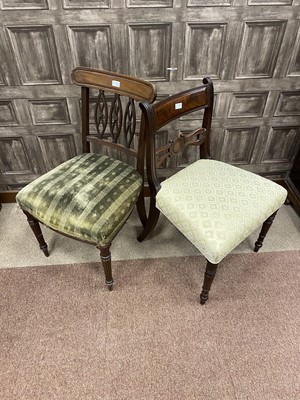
[138,78,214,242]
[20,67,156,290]
[72,67,156,228]
[138,78,280,304]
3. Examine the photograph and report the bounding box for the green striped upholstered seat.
[16,153,143,247]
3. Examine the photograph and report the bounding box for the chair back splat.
[138,77,287,305]
[138,78,214,237]
[72,67,156,162]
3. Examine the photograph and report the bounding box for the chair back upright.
[139,77,214,195]
[71,67,157,174]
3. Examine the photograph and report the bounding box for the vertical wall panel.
[221,128,259,165]
[128,24,171,81]
[37,135,77,170]
[6,25,61,84]
[262,127,299,163]
[184,23,227,80]
[235,21,287,78]
[287,24,300,76]
[68,25,113,70]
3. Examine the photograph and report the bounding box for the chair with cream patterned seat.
[138,78,287,304]
[16,67,156,290]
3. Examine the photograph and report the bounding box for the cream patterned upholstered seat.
[138,79,287,304]
[156,159,287,264]
[16,153,142,247]
[16,67,156,291]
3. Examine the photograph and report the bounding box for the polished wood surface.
[19,67,156,291]
[254,211,278,252]
[138,77,214,243]
[72,67,157,102]
[139,78,282,304]
[288,145,300,215]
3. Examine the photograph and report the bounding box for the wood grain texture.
[0,1,299,190]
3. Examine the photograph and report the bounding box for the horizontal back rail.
[72,67,156,102]
[86,136,137,158]
[72,67,157,160]
[152,79,212,131]
[139,77,214,195]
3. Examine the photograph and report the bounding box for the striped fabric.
[16,153,143,247]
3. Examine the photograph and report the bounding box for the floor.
[0,203,299,269]
[1,202,300,400]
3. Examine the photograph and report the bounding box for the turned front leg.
[23,211,49,257]
[200,261,219,305]
[99,245,114,291]
[254,211,278,252]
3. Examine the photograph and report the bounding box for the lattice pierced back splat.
[71,66,156,166]
[94,91,137,149]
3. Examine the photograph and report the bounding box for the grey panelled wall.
[0,0,300,190]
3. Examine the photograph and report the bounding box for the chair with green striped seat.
[16,67,156,290]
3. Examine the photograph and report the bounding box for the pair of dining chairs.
[16,67,287,304]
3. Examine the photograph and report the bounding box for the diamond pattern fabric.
[16,153,142,247]
[156,159,287,264]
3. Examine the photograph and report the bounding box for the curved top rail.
[72,67,157,103]
[151,78,213,130]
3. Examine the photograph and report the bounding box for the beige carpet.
[1,250,300,400]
